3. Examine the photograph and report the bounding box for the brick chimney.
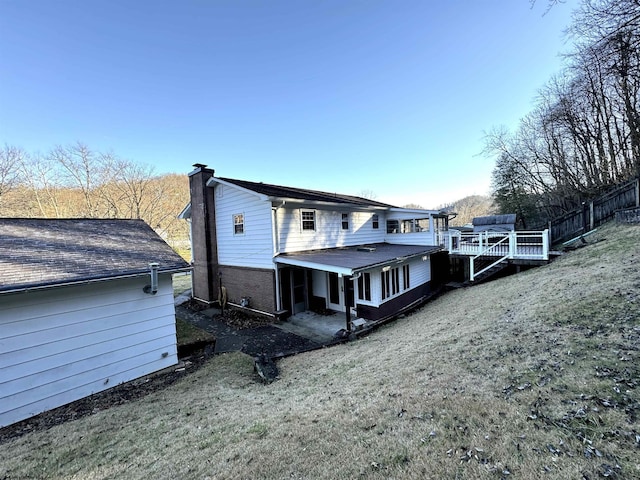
[188,164,219,304]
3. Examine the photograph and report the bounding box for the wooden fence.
[544,176,640,244]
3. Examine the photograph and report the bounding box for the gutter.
[0,267,192,296]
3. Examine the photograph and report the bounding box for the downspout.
[272,201,286,311]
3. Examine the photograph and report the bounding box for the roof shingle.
[218,177,397,208]
[0,219,190,293]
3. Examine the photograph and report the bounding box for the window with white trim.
[341,213,349,230]
[301,210,316,231]
[381,270,390,300]
[403,264,410,289]
[233,213,244,234]
[372,214,379,229]
[391,267,400,295]
[357,272,371,301]
[381,266,404,300]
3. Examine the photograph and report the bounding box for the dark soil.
[221,308,273,330]
[182,299,273,330]
[0,351,212,446]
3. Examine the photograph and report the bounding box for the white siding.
[0,275,178,428]
[365,256,431,306]
[384,231,436,246]
[215,184,274,269]
[311,270,328,298]
[277,207,387,253]
[384,213,438,246]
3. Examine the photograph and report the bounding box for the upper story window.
[233,213,244,234]
[301,210,316,231]
[372,214,379,229]
[387,217,430,234]
[341,213,349,230]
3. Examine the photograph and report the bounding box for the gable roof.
[216,177,397,208]
[0,218,190,294]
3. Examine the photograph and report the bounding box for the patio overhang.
[274,243,442,275]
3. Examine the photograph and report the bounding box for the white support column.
[508,231,516,259]
[542,229,550,260]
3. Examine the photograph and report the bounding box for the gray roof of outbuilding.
[472,214,516,226]
[0,218,190,293]
[218,177,397,208]
[276,243,442,273]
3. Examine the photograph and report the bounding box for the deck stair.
[471,256,509,283]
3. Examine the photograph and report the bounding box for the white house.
[0,218,190,428]
[182,165,451,328]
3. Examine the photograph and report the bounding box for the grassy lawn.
[1,223,639,479]
[172,272,192,297]
[175,317,215,346]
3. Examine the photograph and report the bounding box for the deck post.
[509,231,516,258]
[344,274,352,332]
[542,229,549,260]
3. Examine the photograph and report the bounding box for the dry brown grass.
[2,223,639,480]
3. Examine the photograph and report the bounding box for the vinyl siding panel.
[0,275,178,428]
[215,185,274,269]
[277,208,387,253]
[364,256,431,306]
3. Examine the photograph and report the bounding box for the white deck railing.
[438,230,550,281]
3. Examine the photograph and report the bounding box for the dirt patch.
[221,308,274,329]
[182,299,273,330]
[0,351,212,446]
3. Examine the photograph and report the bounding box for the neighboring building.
[181,165,451,326]
[0,218,190,428]
[472,214,516,233]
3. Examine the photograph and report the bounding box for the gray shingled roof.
[0,219,190,293]
[218,177,397,208]
[276,243,442,273]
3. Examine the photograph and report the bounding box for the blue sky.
[0,1,573,208]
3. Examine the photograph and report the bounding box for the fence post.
[589,201,595,230]
[636,177,639,207]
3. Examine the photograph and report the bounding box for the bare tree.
[0,145,24,205]
[358,189,378,200]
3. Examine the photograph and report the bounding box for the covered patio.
[275,243,442,330]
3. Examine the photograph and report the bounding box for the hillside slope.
[1,223,639,480]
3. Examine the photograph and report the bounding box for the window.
[372,214,379,229]
[382,267,400,300]
[381,270,390,300]
[403,264,410,290]
[233,213,244,234]
[357,273,371,301]
[341,213,349,230]
[391,267,400,295]
[301,210,315,231]
[386,219,399,234]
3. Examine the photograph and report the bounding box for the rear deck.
[439,230,550,281]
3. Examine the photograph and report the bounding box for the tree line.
[0,143,190,254]
[486,0,640,228]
